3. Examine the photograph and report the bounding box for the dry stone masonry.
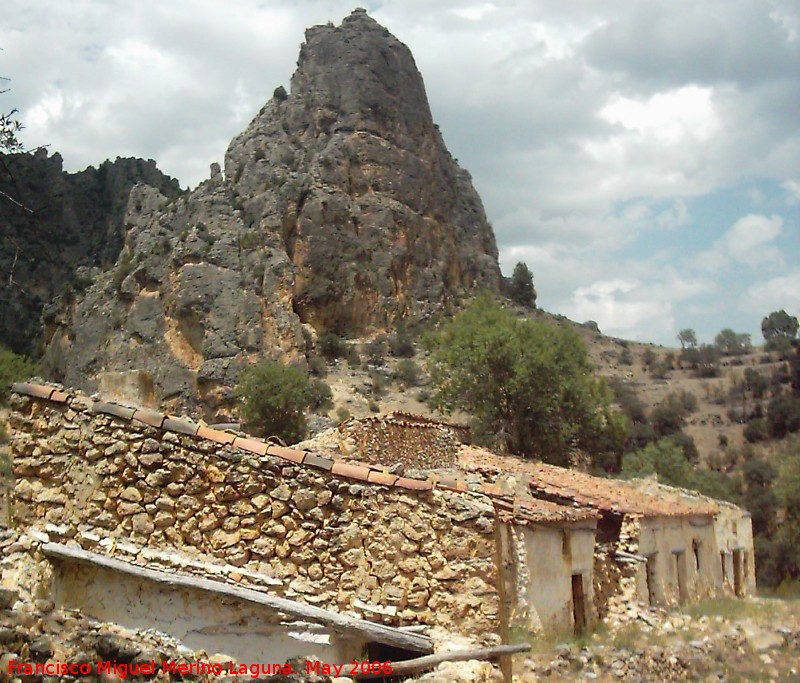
[8,384,500,640]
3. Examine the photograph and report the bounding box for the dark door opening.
[732,549,744,597]
[721,552,728,588]
[366,642,422,682]
[674,551,689,603]
[645,554,658,606]
[571,573,587,634]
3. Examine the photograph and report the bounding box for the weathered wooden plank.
[351,643,531,679]
[41,543,432,653]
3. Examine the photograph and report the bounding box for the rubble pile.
[517,607,800,682]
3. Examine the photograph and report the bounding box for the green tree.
[767,394,800,439]
[236,359,313,444]
[0,345,36,404]
[714,328,751,356]
[508,262,537,309]
[762,310,799,350]
[774,448,800,581]
[677,328,697,349]
[427,296,624,468]
[621,437,738,501]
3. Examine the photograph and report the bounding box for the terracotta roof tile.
[331,462,371,482]
[232,436,269,456]
[304,453,334,471]
[458,445,716,518]
[196,425,236,445]
[49,390,70,404]
[91,402,136,421]
[267,445,306,464]
[367,470,400,487]
[132,409,167,429]
[162,416,200,436]
[394,477,434,491]
[433,476,459,490]
[12,382,56,400]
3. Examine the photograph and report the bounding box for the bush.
[0,346,36,404]
[388,332,416,358]
[346,346,361,369]
[743,418,769,443]
[335,407,351,423]
[366,336,388,365]
[621,438,737,502]
[236,359,313,444]
[308,356,328,377]
[767,394,800,439]
[309,379,333,412]
[395,359,421,387]
[318,333,348,361]
[369,370,388,398]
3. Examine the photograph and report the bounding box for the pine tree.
[508,262,537,309]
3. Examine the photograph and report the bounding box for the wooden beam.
[41,543,432,653]
[351,643,531,680]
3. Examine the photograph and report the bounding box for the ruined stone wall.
[339,417,460,470]
[9,392,499,640]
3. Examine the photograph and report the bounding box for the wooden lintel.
[41,543,432,653]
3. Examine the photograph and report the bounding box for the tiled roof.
[10,382,593,527]
[458,445,718,518]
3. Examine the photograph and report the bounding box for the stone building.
[2,382,599,665]
[457,447,755,622]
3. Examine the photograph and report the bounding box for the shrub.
[335,407,351,423]
[318,333,348,361]
[366,336,388,365]
[236,359,313,444]
[346,346,361,369]
[368,400,380,413]
[308,356,328,377]
[369,370,388,398]
[743,418,769,443]
[309,379,333,412]
[395,359,421,387]
[388,332,415,358]
[767,394,800,439]
[0,346,36,404]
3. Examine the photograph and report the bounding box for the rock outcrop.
[0,151,182,356]
[45,9,501,416]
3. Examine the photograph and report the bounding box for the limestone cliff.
[0,151,182,356]
[46,9,501,417]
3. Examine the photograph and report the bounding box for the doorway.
[674,551,689,603]
[571,573,587,634]
[645,554,658,606]
[732,549,744,597]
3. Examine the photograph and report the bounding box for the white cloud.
[742,270,800,315]
[600,86,719,144]
[783,180,800,204]
[2,0,798,345]
[722,214,783,261]
[692,213,785,272]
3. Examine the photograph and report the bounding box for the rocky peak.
[46,10,501,416]
[224,8,501,332]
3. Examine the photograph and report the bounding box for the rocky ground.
[514,599,800,683]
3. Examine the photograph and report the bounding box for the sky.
[2,0,798,346]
